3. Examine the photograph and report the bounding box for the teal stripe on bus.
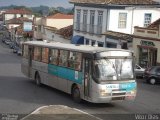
[119,82,136,91]
[48,64,83,84]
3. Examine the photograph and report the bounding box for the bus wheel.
[72,86,81,103]
[35,73,41,86]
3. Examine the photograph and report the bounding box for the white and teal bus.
[21,41,137,103]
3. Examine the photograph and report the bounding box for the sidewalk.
[21,105,102,120]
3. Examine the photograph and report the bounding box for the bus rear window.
[23,45,28,58]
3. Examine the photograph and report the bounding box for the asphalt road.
[0,39,160,120]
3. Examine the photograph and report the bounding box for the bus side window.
[75,53,82,71]
[33,46,42,61]
[68,52,82,71]
[42,47,49,63]
[68,51,75,69]
[49,49,59,65]
[59,50,69,67]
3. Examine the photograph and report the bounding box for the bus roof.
[23,41,133,54]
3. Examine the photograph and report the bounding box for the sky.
[0,0,73,8]
[0,0,160,8]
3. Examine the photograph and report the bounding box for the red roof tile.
[7,17,33,24]
[57,25,73,38]
[148,18,160,29]
[5,9,32,14]
[47,13,73,19]
[70,0,158,5]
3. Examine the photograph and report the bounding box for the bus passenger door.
[28,47,33,78]
[84,59,91,98]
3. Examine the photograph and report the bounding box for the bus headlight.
[127,89,136,96]
[99,89,109,97]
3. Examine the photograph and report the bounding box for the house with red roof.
[34,13,73,43]
[6,17,33,30]
[6,17,34,44]
[3,9,34,25]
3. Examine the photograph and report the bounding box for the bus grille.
[112,97,125,101]
[112,92,126,96]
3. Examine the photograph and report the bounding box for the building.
[0,10,5,24]
[70,0,160,47]
[133,18,160,68]
[34,13,73,43]
[7,17,33,43]
[3,9,34,25]
[6,17,33,31]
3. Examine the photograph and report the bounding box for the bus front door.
[84,59,91,98]
[28,47,33,78]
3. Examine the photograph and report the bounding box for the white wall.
[46,19,73,29]
[5,14,15,21]
[108,8,160,34]
[109,9,133,34]
[4,14,34,24]
[34,17,43,25]
[8,24,20,29]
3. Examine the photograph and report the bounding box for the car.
[143,66,160,85]
[9,42,16,49]
[13,46,19,53]
[134,64,145,78]
[4,40,12,45]
[17,48,22,56]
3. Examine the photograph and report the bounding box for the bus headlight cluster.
[99,89,109,97]
[127,89,136,96]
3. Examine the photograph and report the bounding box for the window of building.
[106,42,117,48]
[76,9,81,30]
[98,42,104,47]
[90,11,95,25]
[144,13,152,27]
[83,10,88,31]
[42,48,49,63]
[49,49,59,65]
[68,52,82,71]
[86,39,89,45]
[91,40,96,46]
[33,47,41,61]
[26,14,32,18]
[35,26,37,31]
[118,13,127,28]
[59,50,69,67]
[89,10,95,33]
[97,11,103,34]
[23,45,28,58]
[38,25,41,32]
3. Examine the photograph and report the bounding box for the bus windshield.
[93,58,134,81]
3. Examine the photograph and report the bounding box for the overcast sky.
[0,0,160,8]
[0,0,73,8]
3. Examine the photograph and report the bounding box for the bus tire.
[72,86,81,103]
[35,73,41,86]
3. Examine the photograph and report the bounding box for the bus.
[21,41,137,103]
